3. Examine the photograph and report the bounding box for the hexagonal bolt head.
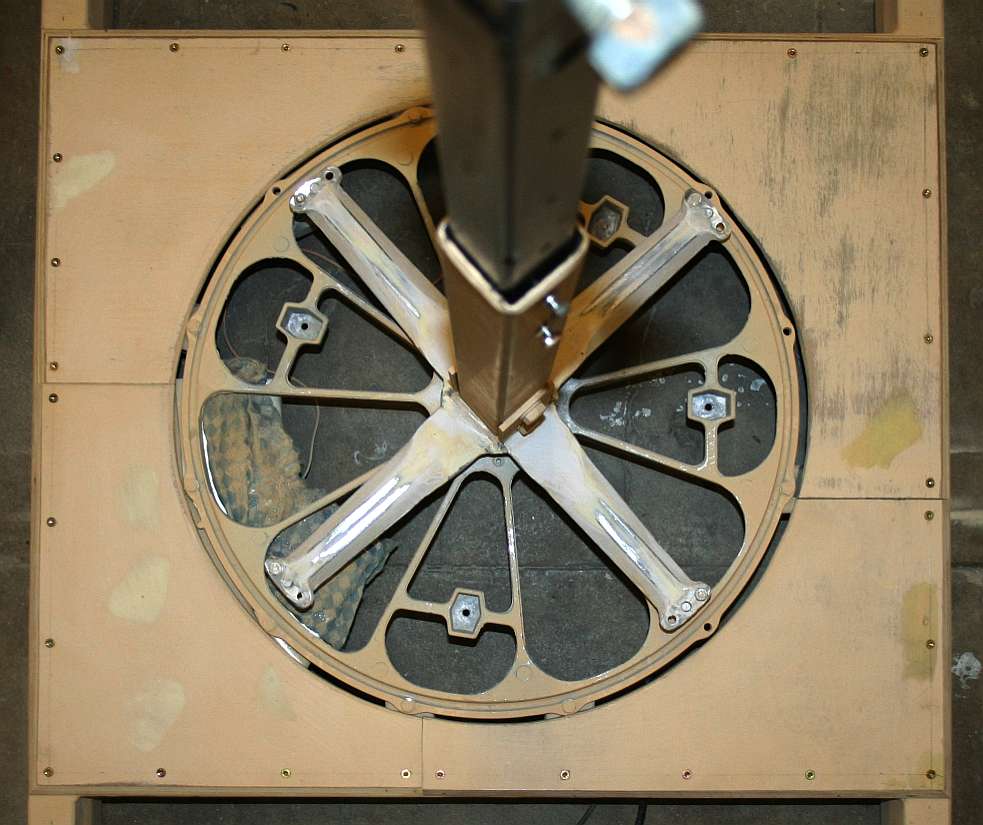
[587,198,627,245]
[279,306,324,341]
[449,592,481,636]
[690,391,730,422]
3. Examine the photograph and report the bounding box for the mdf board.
[30,20,949,825]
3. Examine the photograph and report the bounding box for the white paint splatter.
[353,440,389,465]
[128,678,185,752]
[632,407,652,419]
[55,37,82,74]
[109,556,170,624]
[599,400,626,427]
[750,378,766,392]
[952,652,981,689]
[117,465,160,530]
[259,665,297,721]
[50,150,116,210]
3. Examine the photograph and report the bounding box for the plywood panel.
[34,384,422,790]
[599,41,943,499]
[421,499,947,795]
[41,36,943,499]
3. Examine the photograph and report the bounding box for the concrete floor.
[1,1,981,823]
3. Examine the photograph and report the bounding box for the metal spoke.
[552,191,730,386]
[291,167,454,380]
[266,393,499,609]
[506,407,710,631]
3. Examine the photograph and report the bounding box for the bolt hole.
[325,171,335,181]
[272,186,281,195]
[300,322,309,331]
[703,622,713,632]
[704,191,713,200]
[704,403,713,412]
[782,326,792,336]
[461,608,470,617]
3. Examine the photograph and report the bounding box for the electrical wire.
[575,804,597,825]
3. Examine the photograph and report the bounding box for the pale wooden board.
[34,384,422,790]
[598,41,943,500]
[40,35,943,500]
[420,498,947,795]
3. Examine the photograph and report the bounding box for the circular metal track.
[177,107,802,719]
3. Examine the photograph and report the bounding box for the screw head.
[46,517,56,527]
[44,638,55,648]
[42,767,53,777]
[920,47,930,56]
[435,769,445,779]
[169,42,179,52]
[400,768,412,779]
[926,769,937,779]
[281,43,290,51]
[394,43,405,53]
[559,769,571,781]
[52,153,63,163]
[155,768,166,778]
[50,257,60,267]
[925,510,935,521]
[926,639,936,649]
[54,45,64,55]
[49,361,58,371]
[787,48,798,58]
[48,393,58,403]
[924,333,934,344]
[923,188,933,198]
[682,769,693,780]
[926,478,936,488]
[281,768,291,778]
[805,770,816,781]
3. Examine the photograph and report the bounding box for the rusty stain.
[901,583,937,680]
[842,392,922,469]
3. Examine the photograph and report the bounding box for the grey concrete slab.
[951,566,983,825]
[0,556,29,825]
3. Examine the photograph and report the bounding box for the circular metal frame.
[177,107,802,719]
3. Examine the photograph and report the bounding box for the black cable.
[634,802,647,825]
[575,803,597,825]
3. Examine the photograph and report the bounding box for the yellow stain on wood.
[258,665,297,721]
[127,678,185,752]
[843,392,922,469]
[50,150,115,210]
[901,582,937,680]
[108,556,170,624]
[116,465,160,530]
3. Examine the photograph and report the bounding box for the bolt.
[923,188,932,198]
[46,517,56,527]
[48,393,58,403]
[926,478,936,489]
[44,638,55,648]
[559,769,571,781]
[927,769,937,779]
[545,294,568,318]
[43,767,53,777]
[169,42,179,52]
[294,192,307,206]
[52,153,63,163]
[538,325,560,348]
[805,770,816,781]
[394,43,405,53]
[435,769,445,779]
[695,588,709,602]
[281,768,291,778]
[682,769,692,780]
[54,45,64,55]
[281,43,290,52]
[268,560,284,576]
[686,191,702,207]
[920,47,930,57]
[924,333,934,344]
[49,361,58,371]
[926,639,936,649]
[51,257,61,267]
[156,768,166,778]
[681,601,693,612]
[400,768,412,779]
[494,457,503,466]
[787,48,798,58]
[925,510,935,521]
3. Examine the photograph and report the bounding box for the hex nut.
[691,391,729,422]
[450,592,481,635]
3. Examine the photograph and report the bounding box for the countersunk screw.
[787,48,798,58]
[51,257,60,267]
[46,517,56,527]
[400,768,412,779]
[682,769,693,780]
[924,333,934,344]
[155,768,166,778]
[49,361,58,371]
[42,767,53,777]
[281,43,290,51]
[435,769,445,779]
[926,478,936,488]
[169,42,179,52]
[54,45,64,55]
[927,769,937,779]
[805,770,816,781]
[926,639,936,649]
[44,638,55,648]
[923,188,933,198]
[925,510,935,521]
[920,47,930,57]
[52,153,62,163]
[394,43,405,53]
[281,768,291,778]
[48,393,58,403]
[559,769,571,781]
